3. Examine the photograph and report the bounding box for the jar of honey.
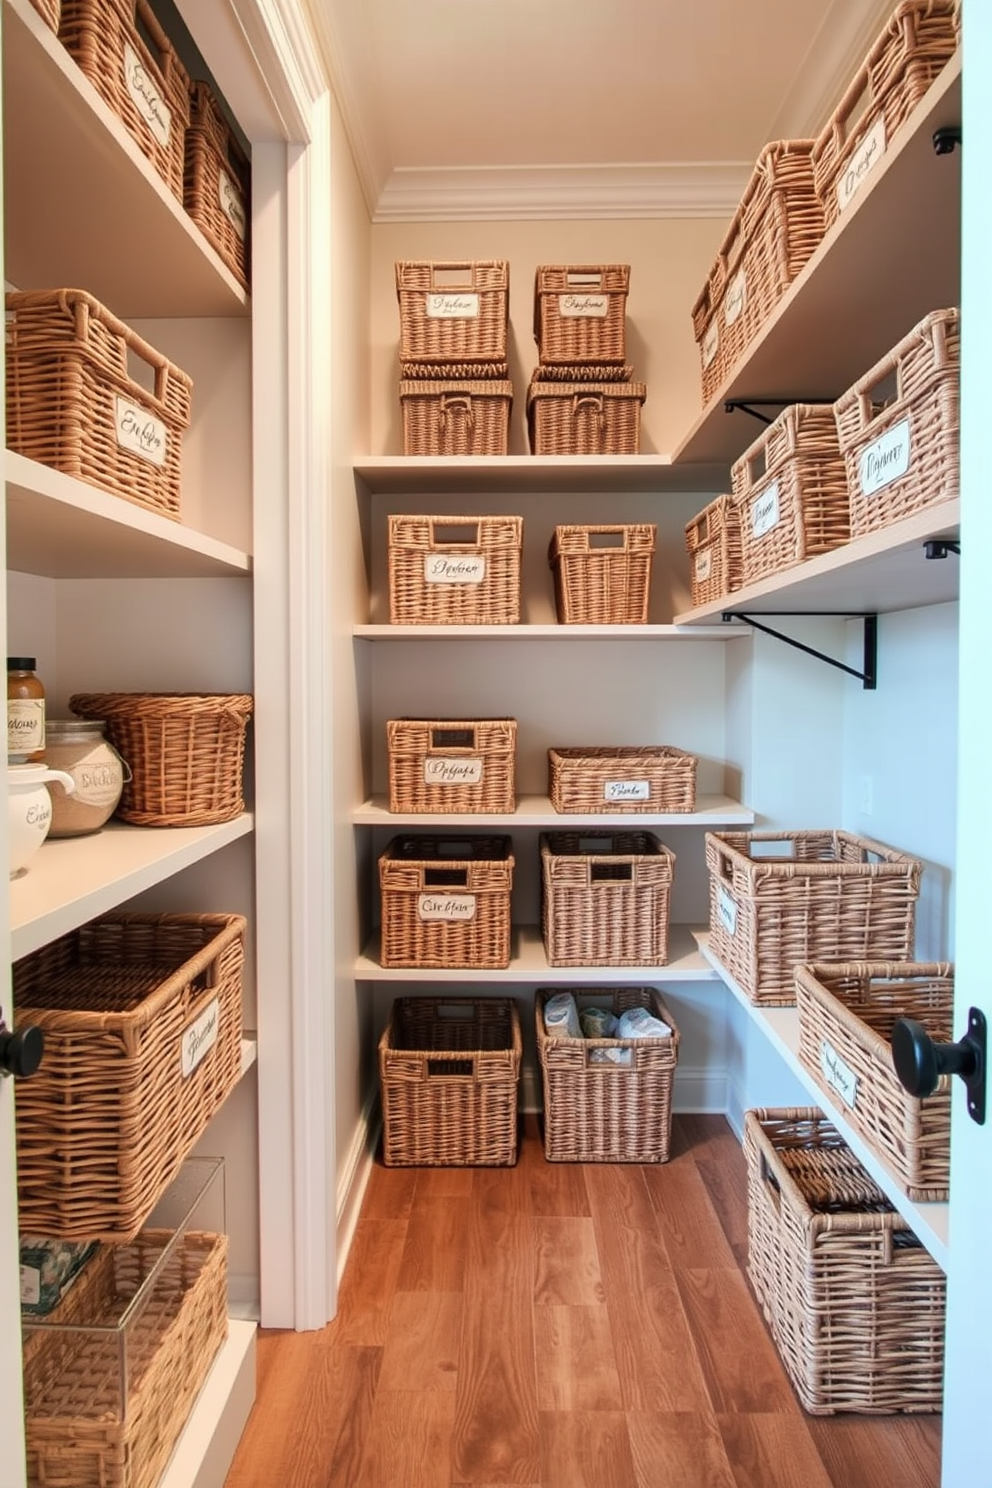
[7,657,45,764]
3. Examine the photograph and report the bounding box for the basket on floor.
[184,80,250,291]
[400,378,512,456]
[549,524,656,624]
[388,717,517,814]
[379,996,522,1166]
[527,378,646,455]
[379,834,514,969]
[540,830,675,967]
[548,745,697,814]
[536,987,679,1162]
[685,495,743,608]
[744,1107,945,1414]
[534,264,630,367]
[795,960,954,1200]
[396,260,510,368]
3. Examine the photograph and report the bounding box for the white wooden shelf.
[355,622,745,641]
[355,793,755,828]
[354,454,727,495]
[158,1319,257,1488]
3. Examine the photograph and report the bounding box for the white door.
[0,1052,26,1486]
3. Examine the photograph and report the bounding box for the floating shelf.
[354,454,727,495]
[355,623,746,641]
[354,793,755,828]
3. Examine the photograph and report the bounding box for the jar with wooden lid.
[7,657,45,763]
[43,719,127,837]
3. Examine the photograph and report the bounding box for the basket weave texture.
[388,514,523,625]
[550,524,656,624]
[400,378,512,456]
[388,717,517,814]
[379,997,521,1166]
[23,1229,228,1488]
[744,1107,945,1415]
[548,745,697,815]
[534,264,630,366]
[833,307,959,539]
[795,960,953,1200]
[59,0,191,201]
[536,987,679,1162]
[184,80,250,291]
[30,0,60,29]
[527,379,646,455]
[379,834,514,969]
[685,495,743,608]
[540,830,676,967]
[13,913,245,1241]
[706,830,922,1006]
[5,289,192,520]
[395,260,509,366]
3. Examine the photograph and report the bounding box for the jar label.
[424,757,484,785]
[859,417,911,496]
[219,170,247,241]
[71,758,125,808]
[724,269,747,326]
[695,549,712,581]
[837,116,886,214]
[604,779,650,801]
[558,293,609,318]
[426,293,479,319]
[418,893,476,921]
[702,319,719,370]
[182,997,220,1078]
[123,43,172,148]
[717,884,737,936]
[820,1038,858,1107]
[115,396,168,467]
[7,699,45,755]
[424,553,485,584]
[751,481,781,538]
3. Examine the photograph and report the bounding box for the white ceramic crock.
[7,764,76,879]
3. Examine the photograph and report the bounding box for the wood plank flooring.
[223,1114,942,1488]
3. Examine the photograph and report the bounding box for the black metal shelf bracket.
[723,398,835,425]
[722,610,878,690]
[924,537,960,559]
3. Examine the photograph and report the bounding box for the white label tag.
[724,270,746,326]
[424,757,484,785]
[820,1039,858,1108]
[181,997,220,1078]
[837,116,886,214]
[717,884,738,936]
[751,480,781,538]
[218,170,247,241]
[115,396,167,467]
[695,550,713,582]
[418,893,476,921]
[558,293,609,318]
[424,553,485,584]
[123,43,172,148]
[859,417,911,496]
[604,779,650,802]
[702,319,719,370]
[426,293,479,319]
[19,1266,41,1307]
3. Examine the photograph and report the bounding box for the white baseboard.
[335,1087,380,1293]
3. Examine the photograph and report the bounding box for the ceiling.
[305,0,896,221]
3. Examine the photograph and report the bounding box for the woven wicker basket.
[685,495,743,608]
[379,997,521,1166]
[536,987,679,1162]
[387,717,517,814]
[527,379,646,455]
[400,378,512,456]
[29,0,60,29]
[691,140,824,405]
[388,514,523,625]
[400,360,509,381]
[68,692,252,826]
[706,830,922,1007]
[731,404,850,585]
[795,960,954,1201]
[833,307,959,539]
[528,361,634,383]
[59,0,191,201]
[23,1229,228,1488]
[5,289,192,520]
[540,830,676,967]
[548,745,697,815]
[744,1108,945,1415]
[13,913,245,1241]
[549,524,656,624]
[184,80,250,291]
[395,260,509,367]
[812,0,959,230]
[534,264,630,366]
[379,834,514,969]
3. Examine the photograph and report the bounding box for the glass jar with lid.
[43,719,128,837]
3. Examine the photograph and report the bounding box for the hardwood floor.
[224,1114,942,1488]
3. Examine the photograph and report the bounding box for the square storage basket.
[549,524,656,625]
[379,996,522,1167]
[378,834,514,970]
[59,0,192,202]
[535,987,679,1162]
[400,378,512,456]
[744,1107,945,1415]
[5,289,193,521]
[387,514,523,625]
[795,960,954,1201]
[387,717,517,814]
[731,403,850,585]
[705,830,922,1007]
[684,495,743,608]
[540,830,676,967]
[69,692,253,826]
[547,744,697,815]
[12,912,246,1241]
[30,0,60,29]
[184,80,251,291]
[527,379,646,455]
[395,260,510,367]
[534,264,630,366]
[833,307,959,539]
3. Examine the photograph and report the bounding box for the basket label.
[604,779,650,801]
[751,480,781,538]
[424,553,486,583]
[123,43,172,148]
[837,116,886,214]
[19,1265,41,1308]
[859,417,911,496]
[695,549,713,581]
[418,893,476,921]
[717,884,737,935]
[724,269,746,326]
[702,319,719,370]
[182,997,220,1078]
[426,293,479,319]
[820,1038,858,1108]
[115,396,167,467]
[424,757,484,785]
[219,170,247,241]
[558,293,609,318]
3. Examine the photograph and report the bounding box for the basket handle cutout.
[432,728,475,749]
[585,530,625,550]
[857,365,900,429]
[440,396,474,432]
[566,272,603,288]
[423,867,469,887]
[430,265,476,290]
[590,862,632,883]
[426,1057,474,1078]
[431,521,480,547]
[746,444,768,487]
[134,0,172,83]
[832,76,873,150]
[435,1003,479,1021]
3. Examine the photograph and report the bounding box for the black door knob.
[891,1007,986,1126]
[0,1022,44,1079]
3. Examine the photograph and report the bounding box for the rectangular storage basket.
[527,379,646,455]
[69,692,253,826]
[535,987,679,1162]
[731,403,850,584]
[547,744,697,815]
[540,830,676,967]
[549,524,656,625]
[744,1107,945,1415]
[30,0,60,29]
[12,913,246,1241]
[59,0,191,201]
[6,289,193,520]
[705,830,922,1007]
[379,996,522,1166]
[684,495,742,608]
[379,834,514,970]
[795,960,954,1200]
[387,716,517,814]
[23,1228,228,1488]
[395,260,510,367]
[812,0,959,230]
[534,264,630,366]
[400,378,512,456]
[387,514,523,625]
[833,307,959,538]
[184,80,251,291]
[691,140,824,405]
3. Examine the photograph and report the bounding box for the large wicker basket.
[29,0,60,29]
[378,834,514,969]
[536,987,679,1162]
[400,378,512,456]
[684,495,743,608]
[794,960,954,1201]
[547,745,697,815]
[549,524,656,624]
[540,830,676,967]
[69,692,253,826]
[706,830,922,1006]
[388,514,523,625]
[379,996,521,1167]
[395,260,509,367]
[527,379,646,455]
[387,716,517,814]
[5,289,192,520]
[184,80,250,291]
[744,1107,945,1415]
[533,264,630,366]
[13,913,245,1241]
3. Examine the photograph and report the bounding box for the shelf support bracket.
[722,611,878,690]
[924,537,960,559]
[723,398,834,425]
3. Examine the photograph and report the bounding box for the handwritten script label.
[604,780,650,802]
[115,396,167,467]
[424,553,485,584]
[717,884,738,936]
[219,171,247,240]
[182,998,220,1078]
[837,116,886,214]
[123,43,172,148]
[702,319,719,370]
[558,293,609,318]
[695,550,713,582]
[418,894,476,921]
[426,293,479,319]
[424,757,484,785]
[820,1038,858,1108]
[859,417,911,497]
[724,270,747,326]
[751,481,781,538]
